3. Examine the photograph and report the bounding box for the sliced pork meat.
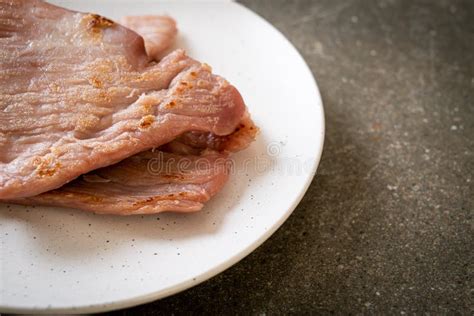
[120,15,259,153]
[8,121,258,215]
[7,118,258,215]
[175,113,259,153]
[0,0,246,199]
[9,150,231,215]
[121,15,177,60]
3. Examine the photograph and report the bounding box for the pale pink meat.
[8,119,258,215]
[10,150,231,215]
[174,113,259,153]
[0,0,246,199]
[4,8,258,215]
[121,15,177,60]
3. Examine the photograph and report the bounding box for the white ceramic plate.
[0,0,324,313]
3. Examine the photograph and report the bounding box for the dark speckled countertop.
[108,1,473,314]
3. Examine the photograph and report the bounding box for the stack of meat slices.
[0,0,258,215]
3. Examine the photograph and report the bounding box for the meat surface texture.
[4,7,258,215]
[8,116,258,214]
[175,113,259,153]
[121,15,177,60]
[0,0,246,199]
[11,150,231,215]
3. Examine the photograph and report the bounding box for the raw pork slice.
[4,10,258,215]
[8,120,258,215]
[121,15,177,60]
[174,113,259,153]
[7,117,258,215]
[10,150,231,215]
[0,0,246,199]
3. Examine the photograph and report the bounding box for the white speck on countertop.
[387,185,398,191]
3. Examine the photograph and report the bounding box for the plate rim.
[0,2,325,313]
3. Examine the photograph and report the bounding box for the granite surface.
[108,1,473,314]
